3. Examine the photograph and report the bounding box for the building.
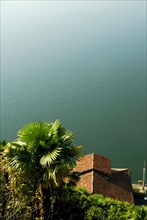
[74,153,134,203]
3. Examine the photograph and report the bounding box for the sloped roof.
[111,168,129,173]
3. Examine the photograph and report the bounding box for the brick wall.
[76,171,93,193]
[74,153,134,203]
[74,153,111,174]
[93,169,134,203]
[74,154,93,173]
[93,154,111,174]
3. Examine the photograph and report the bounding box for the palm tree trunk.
[42,186,51,220]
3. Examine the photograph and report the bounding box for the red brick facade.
[74,153,134,203]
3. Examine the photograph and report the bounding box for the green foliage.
[59,188,84,220]
[85,206,105,220]
[0,120,83,220]
[132,205,147,220]
[0,140,7,154]
[1,126,147,220]
[59,191,147,220]
[81,194,130,220]
[75,186,90,196]
[56,182,147,220]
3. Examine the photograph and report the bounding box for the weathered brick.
[74,153,134,203]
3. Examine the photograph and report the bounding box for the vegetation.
[0,120,147,219]
[0,120,82,219]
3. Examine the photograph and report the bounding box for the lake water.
[1,1,146,182]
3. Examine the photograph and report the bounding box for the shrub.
[85,206,106,220]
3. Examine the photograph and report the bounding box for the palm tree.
[3,119,83,219]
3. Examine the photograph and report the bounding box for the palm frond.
[18,121,49,152]
[59,145,83,167]
[51,119,61,132]
[40,147,62,167]
[62,130,74,142]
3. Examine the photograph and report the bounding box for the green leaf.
[40,147,62,167]
[51,119,61,132]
